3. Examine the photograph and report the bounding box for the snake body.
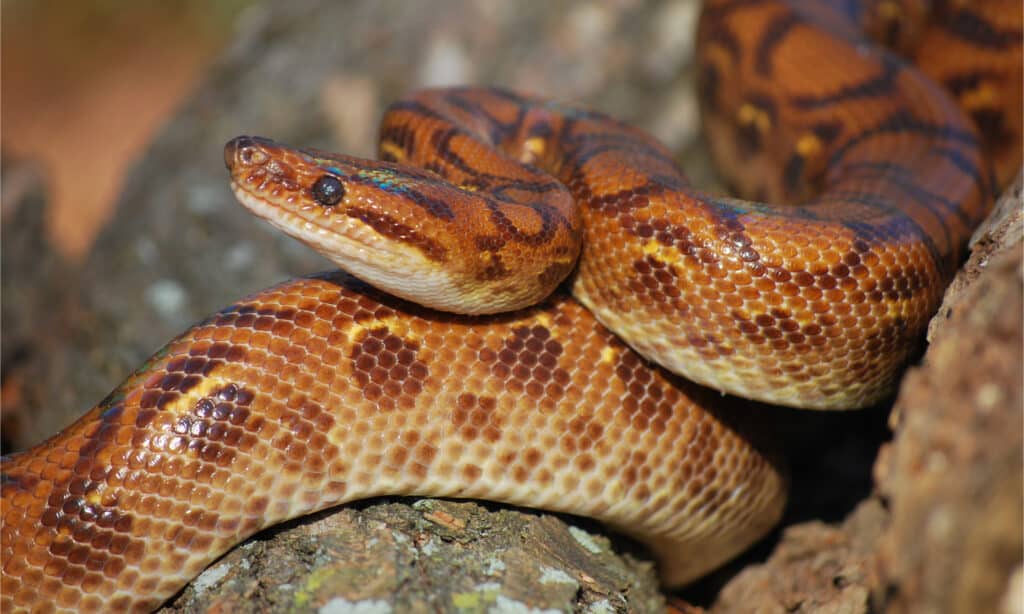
[2,1,1020,611]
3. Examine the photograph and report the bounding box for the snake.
[2,0,1020,611]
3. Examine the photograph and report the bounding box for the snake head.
[225,135,473,308]
[225,135,580,315]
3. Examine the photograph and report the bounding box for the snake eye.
[311,175,345,207]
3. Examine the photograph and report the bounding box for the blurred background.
[3,0,254,259]
[0,0,714,457]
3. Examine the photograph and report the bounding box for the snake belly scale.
[2,0,1020,611]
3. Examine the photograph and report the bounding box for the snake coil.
[2,1,1020,611]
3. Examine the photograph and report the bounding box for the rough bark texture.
[1,157,62,453]
[3,1,1020,612]
[712,500,887,613]
[160,499,664,613]
[872,173,1023,614]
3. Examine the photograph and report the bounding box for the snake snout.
[224,136,275,171]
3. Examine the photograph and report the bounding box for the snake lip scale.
[2,0,1020,611]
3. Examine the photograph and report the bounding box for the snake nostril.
[225,136,269,171]
[225,136,247,170]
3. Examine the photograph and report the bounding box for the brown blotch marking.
[483,325,567,397]
[475,235,506,252]
[349,327,428,411]
[633,483,652,503]
[344,207,448,262]
[225,345,247,363]
[153,382,266,470]
[575,453,596,472]
[462,464,482,481]
[614,349,673,434]
[621,464,639,489]
[566,415,604,452]
[261,306,297,321]
[253,315,277,331]
[414,442,438,468]
[630,255,683,309]
[30,392,143,576]
[643,217,698,261]
[135,577,159,594]
[511,466,529,483]
[585,183,655,217]
[452,393,502,443]
[477,252,510,281]
[523,447,542,468]
[538,261,572,289]
[122,540,146,565]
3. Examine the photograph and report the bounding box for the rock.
[712,500,886,614]
[159,500,664,613]
[873,172,1023,613]
[0,155,76,452]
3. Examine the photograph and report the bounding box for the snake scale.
[2,0,1021,611]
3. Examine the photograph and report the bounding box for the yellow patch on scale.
[520,136,547,165]
[796,133,822,158]
[158,376,233,419]
[605,479,624,501]
[379,141,406,163]
[738,103,771,134]
[960,82,998,112]
[346,317,415,345]
[642,239,679,266]
[876,0,901,20]
[534,312,553,329]
[600,346,617,364]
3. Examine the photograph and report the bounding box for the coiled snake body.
[2,1,1020,611]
